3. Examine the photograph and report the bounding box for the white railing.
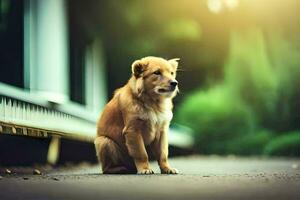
[0,97,96,139]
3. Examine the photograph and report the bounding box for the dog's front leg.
[152,126,178,174]
[124,131,154,174]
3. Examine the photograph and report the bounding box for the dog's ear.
[132,60,147,78]
[168,58,180,70]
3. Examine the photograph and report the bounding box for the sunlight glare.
[224,0,239,10]
[207,0,223,14]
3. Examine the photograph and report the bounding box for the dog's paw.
[161,167,179,174]
[137,168,155,175]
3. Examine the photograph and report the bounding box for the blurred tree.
[224,28,277,129]
[175,85,255,154]
[175,0,300,155]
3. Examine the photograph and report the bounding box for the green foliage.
[264,132,300,156]
[225,29,278,128]
[224,29,300,132]
[176,28,300,156]
[175,86,255,154]
[163,19,202,41]
[227,130,273,155]
[268,32,300,131]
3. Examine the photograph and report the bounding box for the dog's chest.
[140,109,173,145]
[148,109,173,125]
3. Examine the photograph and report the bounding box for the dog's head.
[131,56,179,98]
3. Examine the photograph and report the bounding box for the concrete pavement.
[1,156,300,200]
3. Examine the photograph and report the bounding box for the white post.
[24,0,69,103]
[85,38,107,113]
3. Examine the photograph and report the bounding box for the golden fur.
[94,56,180,174]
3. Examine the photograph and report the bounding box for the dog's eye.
[153,70,161,75]
[171,72,174,75]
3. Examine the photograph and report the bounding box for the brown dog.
[94,56,179,174]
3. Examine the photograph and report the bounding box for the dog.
[94,56,180,174]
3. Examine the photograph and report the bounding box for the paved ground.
[1,156,300,200]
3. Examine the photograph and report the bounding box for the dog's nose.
[170,80,178,87]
